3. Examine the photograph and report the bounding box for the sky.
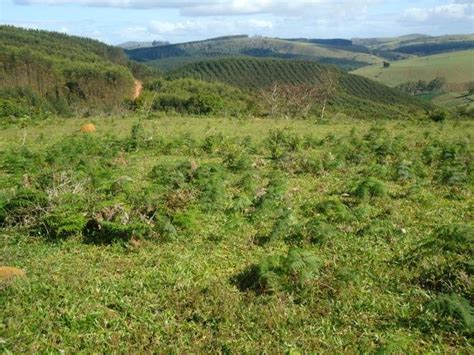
[1,0,473,45]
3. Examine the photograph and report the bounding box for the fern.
[428,294,474,334]
[435,224,473,255]
[313,198,352,223]
[234,248,322,294]
[353,177,386,200]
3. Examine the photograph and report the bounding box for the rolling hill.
[126,35,384,71]
[353,50,474,92]
[167,57,430,119]
[0,25,143,117]
[353,34,474,56]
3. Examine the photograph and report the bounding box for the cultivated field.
[1,115,472,353]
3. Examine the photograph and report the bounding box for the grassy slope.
[1,115,472,353]
[353,50,474,91]
[126,36,384,71]
[432,91,474,110]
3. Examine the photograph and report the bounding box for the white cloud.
[148,18,273,38]
[14,0,378,17]
[401,2,474,24]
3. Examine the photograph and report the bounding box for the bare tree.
[259,82,280,117]
[258,71,337,119]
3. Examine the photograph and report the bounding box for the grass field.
[1,115,473,353]
[432,91,474,110]
[353,50,474,91]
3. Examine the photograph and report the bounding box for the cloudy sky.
[1,0,473,44]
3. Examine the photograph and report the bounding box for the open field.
[353,50,474,91]
[1,115,472,353]
[431,91,474,110]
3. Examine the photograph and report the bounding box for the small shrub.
[39,209,86,240]
[394,160,414,182]
[307,219,341,245]
[265,129,301,160]
[312,198,352,223]
[83,219,152,244]
[429,110,447,122]
[223,149,252,172]
[0,188,48,227]
[434,224,473,255]
[233,248,322,294]
[353,177,386,200]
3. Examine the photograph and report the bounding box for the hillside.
[353,34,474,56]
[353,50,474,92]
[118,41,169,50]
[167,57,430,119]
[126,36,384,71]
[0,25,138,117]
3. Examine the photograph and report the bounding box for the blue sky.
[1,0,473,45]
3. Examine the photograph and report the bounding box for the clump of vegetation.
[137,78,253,117]
[427,293,473,334]
[234,248,322,294]
[0,188,48,227]
[311,198,353,223]
[429,109,448,122]
[353,177,386,200]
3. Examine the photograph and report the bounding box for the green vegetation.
[353,34,474,55]
[353,50,474,113]
[126,35,384,71]
[0,25,151,118]
[1,116,472,352]
[135,77,254,117]
[1,26,472,352]
[353,50,474,91]
[165,57,430,119]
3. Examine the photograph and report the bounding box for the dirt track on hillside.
[133,80,143,100]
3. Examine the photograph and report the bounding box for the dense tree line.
[0,26,153,118]
[395,41,474,56]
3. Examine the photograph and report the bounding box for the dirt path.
[133,80,143,100]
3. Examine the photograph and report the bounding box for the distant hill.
[353,34,474,56]
[126,36,384,71]
[125,33,474,73]
[0,25,144,117]
[167,57,430,119]
[118,40,170,50]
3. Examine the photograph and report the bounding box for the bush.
[429,110,447,122]
[39,209,86,240]
[0,188,48,227]
[265,129,301,160]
